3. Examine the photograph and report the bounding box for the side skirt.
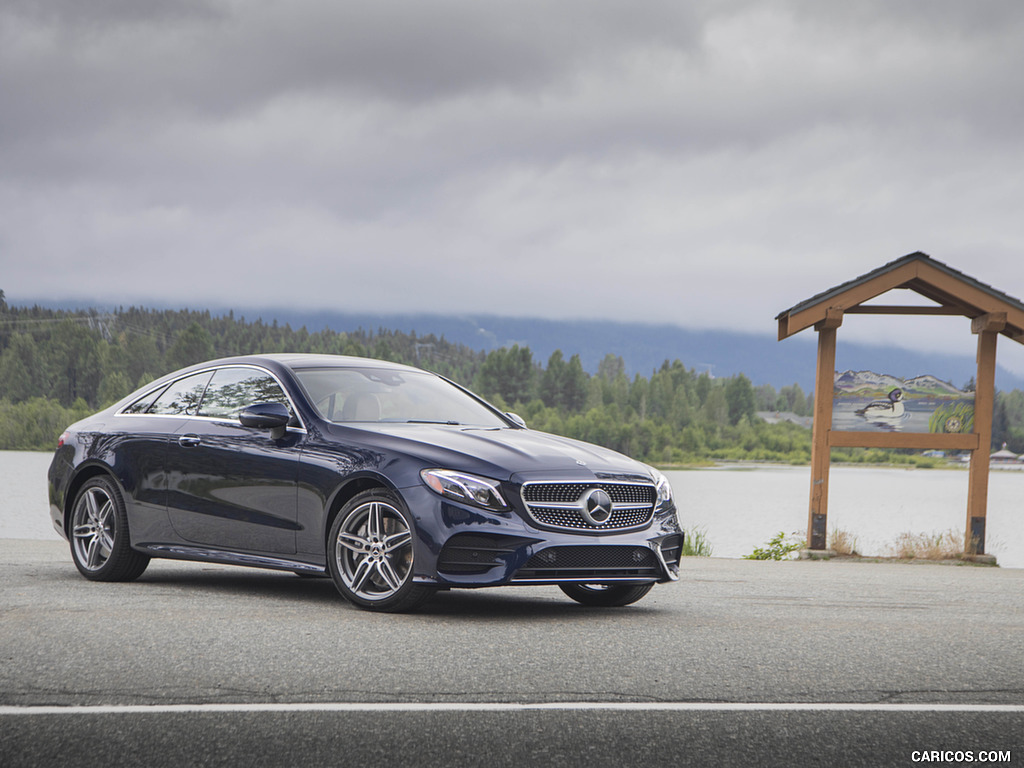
[136,543,326,574]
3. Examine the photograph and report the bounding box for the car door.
[112,370,214,542]
[165,366,301,555]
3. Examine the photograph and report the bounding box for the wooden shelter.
[776,252,1024,557]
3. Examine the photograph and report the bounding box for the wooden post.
[807,309,842,551]
[966,313,1005,555]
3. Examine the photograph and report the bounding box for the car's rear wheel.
[559,583,653,607]
[328,489,432,612]
[70,476,150,582]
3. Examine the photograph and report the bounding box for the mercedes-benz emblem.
[580,488,614,525]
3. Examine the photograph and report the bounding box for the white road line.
[2,702,1023,716]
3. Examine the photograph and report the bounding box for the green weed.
[681,525,713,557]
[745,531,804,561]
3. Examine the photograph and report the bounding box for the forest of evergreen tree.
[4,291,1023,464]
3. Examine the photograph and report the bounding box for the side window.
[122,384,169,414]
[198,368,291,421]
[149,372,214,416]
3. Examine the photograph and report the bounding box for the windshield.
[294,367,509,428]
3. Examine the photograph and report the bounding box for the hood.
[326,423,654,483]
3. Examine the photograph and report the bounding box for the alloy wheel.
[72,485,117,572]
[334,499,414,603]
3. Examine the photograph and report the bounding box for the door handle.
[178,434,201,448]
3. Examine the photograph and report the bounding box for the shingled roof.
[776,251,1024,343]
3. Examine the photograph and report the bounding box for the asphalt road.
[2,540,1022,767]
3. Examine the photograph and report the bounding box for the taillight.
[57,431,69,448]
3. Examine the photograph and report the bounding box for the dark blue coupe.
[48,354,682,611]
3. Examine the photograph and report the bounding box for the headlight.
[651,468,674,505]
[420,469,509,512]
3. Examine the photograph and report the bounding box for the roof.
[257,353,417,371]
[776,252,1024,343]
[139,354,422,392]
[990,447,1020,461]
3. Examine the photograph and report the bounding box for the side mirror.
[239,402,291,438]
[505,412,527,429]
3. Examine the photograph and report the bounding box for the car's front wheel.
[559,583,653,607]
[69,475,150,582]
[328,489,432,612]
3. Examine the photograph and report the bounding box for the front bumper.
[400,483,683,588]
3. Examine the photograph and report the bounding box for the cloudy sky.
[3,0,1024,366]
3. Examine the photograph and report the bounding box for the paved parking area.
[2,540,1022,765]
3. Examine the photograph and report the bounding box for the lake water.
[665,465,1023,568]
[3,451,1021,568]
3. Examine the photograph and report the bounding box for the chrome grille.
[521,482,656,533]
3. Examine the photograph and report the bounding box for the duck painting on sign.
[831,370,975,434]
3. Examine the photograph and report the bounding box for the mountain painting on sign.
[832,370,975,434]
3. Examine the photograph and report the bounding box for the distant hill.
[16,301,1024,393]
[215,310,1024,393]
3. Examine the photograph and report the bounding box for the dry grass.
[888,529,966,560]
[829,528,860,556]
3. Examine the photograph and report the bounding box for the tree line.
[3,291,1021,464]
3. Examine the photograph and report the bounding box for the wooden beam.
[828,431,979,450]
[814,307,844,330]
[971,312,1007,334]
[845,305,965,316]
[777,314,791,341]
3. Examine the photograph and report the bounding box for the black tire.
[559,583,653,607]
[69,475,150,582]
[327,489,432,612]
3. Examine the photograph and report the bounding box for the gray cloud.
[3,0,1024,373]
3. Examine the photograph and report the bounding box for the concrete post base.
[963,553,998,565]
[799,549,837,560]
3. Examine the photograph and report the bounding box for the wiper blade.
[405,419,463,425]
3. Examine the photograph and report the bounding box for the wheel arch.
[323,474,405,546]
[62,463,121,538]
